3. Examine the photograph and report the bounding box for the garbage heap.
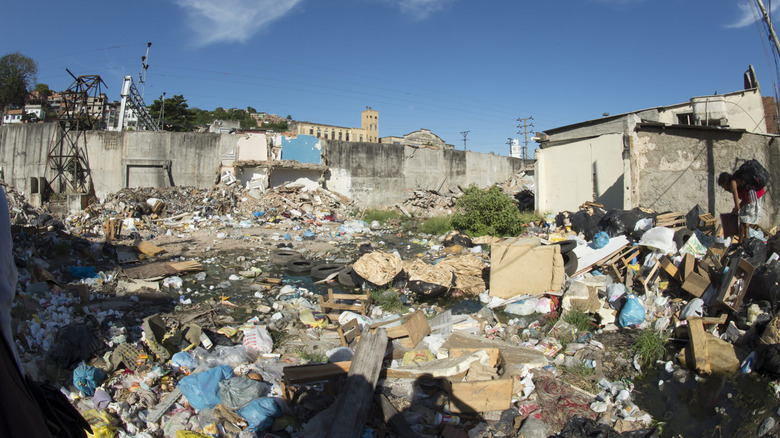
[7,179,780,437]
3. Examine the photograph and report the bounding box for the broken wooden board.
[282,361,352,400]
[372,310,430,349]
[136,241,166,257]
[571,235,630,277]
[444,378,514,414]
[123,260,203,280]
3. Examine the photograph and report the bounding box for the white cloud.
[173,0,302,46]
[727,1,780,29]
[395,0,456,20]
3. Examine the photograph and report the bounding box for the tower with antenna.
[460,131,469,151]
[117,43,159,131]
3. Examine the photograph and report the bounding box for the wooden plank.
[445,379,514,414]
[136,241,166,256]
[303,328,389,438]
[123,262,178,279]
[385,310,430,348]
[283,361,351,384]
[688,317,710,375]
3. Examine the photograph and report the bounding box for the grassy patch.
[419,215,453,235]
[564,310,595,333]
[632,329,670,367]
[371,288,407,314]
[269,329,290,351]
[518,211,544,226]
[560,362,598,393]
[357,209,400,224]
[292,347,328,364]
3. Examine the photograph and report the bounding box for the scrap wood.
[136,240,166,256]
[123,260,203,280]
[303,328,388,438]
[444,378,514,414]
[376,393,418,438]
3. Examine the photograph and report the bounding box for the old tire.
[287,258,315,273]
[552,240,576,254]
[338,266,358,287]
[271,249,301,265]
[310,263,344,279]
[674,228,694,250]
[563,251,578,277]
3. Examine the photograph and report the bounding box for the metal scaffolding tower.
[46,70,106,195]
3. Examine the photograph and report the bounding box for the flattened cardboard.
[489,237,561,298]
[445,379,514,414]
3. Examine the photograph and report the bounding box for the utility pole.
[506,137,513,155]
[460,131,470,151]
[139,42,151,98]
[754,0,780,133]
[158,92,166,129]
[517,116,534,161]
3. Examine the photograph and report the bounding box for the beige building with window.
[292,107,378,142]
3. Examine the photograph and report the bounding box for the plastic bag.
[326,346,354,362]
[171,351,199,372]
[592,231,610,249]
[638,227,676,254]
[73,362,106,397]
[218,377,265,410]
[237,397,282,432]
[299,309,328,329]
[338,311,372,331]
[618,295,645,328]
[505,298,539,316]
[679,298,704,320]
[178,365,234,411]
[243,326,274,354]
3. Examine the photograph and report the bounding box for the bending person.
[718,171,765,245]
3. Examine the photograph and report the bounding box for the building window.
[360,135,363,142]
[317,129,321,138]
[309,128,313,135]
[339,132,342,140]
[346,133,350,141]
[677,113,694,125]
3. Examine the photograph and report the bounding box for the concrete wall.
[0,125,525,208]
[322,140,524,207]
[535,133,625,213]
[633,127,780,228]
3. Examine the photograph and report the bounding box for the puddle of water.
[633,366,778,437]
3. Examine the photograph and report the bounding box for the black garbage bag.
[555,212,568,228]
[756,343,780,377]
[569,210,605,241]
[746,260,780,308]
[443,230,473,248]
[49,316,103,369]
[768,233,780,258]
[598,210,628,237]
[551,415,658,438]
[733,237,768,268]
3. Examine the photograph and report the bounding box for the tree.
[149,94,196,132]
[0,52,37,123]
[34,83,52,99]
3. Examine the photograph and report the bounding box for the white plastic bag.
[243,326,273,354]
[639,227,677,254]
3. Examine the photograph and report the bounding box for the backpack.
[734,159,770,189]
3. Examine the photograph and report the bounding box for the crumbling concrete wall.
[322,141,524,207]
[0,123,55,197]
[633,127,779,228]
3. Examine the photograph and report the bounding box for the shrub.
[450,185,523,237]
[359,209,400,224]
[564,310,594,333]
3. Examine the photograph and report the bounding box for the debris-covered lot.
[6,179,780,438]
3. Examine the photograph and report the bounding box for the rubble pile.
[397,189,459,217]
[5,179,780,437]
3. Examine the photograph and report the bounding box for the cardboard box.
[489,237,561,298]
[714,257,754,312]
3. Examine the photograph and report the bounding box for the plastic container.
[435,413,460,425]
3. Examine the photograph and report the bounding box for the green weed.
[371,288,407,314]
[450,185,523,237]
[632,329,670,367]
[357,209,400,224]
[419,215,453,235]
[292,347,328,364]
[564,310,595,333]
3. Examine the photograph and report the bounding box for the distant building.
[291,107,379,143]
[208,119,241,134]
[381,128,453,149]
[2,109,23,124]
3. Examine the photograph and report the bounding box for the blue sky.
[3,0,779,155]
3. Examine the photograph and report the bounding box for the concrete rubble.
[4,178,780,437]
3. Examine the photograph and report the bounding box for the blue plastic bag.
[238,397,282,431]
[68,266,97,279]
[618,294,645,327]
[592,231,610,249]
[170,351,199,372]
[178,365,234,411]
[73,362,106,397]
